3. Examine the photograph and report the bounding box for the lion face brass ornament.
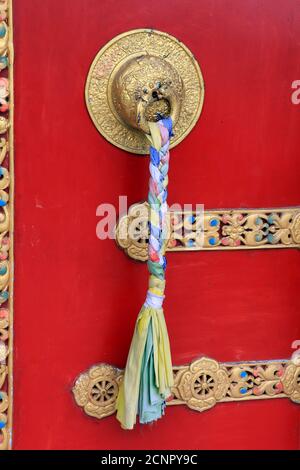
[111,54,183,135]
[86,29,205,154]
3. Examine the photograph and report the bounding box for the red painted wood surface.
[13,0,300,449]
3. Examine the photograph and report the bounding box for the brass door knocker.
[85,29,205,153]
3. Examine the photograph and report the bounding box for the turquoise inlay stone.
[209,237,216,246]
[240,387,247,395]
[189,215,196,224]
[267,233,274,243]
[0,24,6,38]
[210,218,218,227]
[267,215,274,224]
[240,371,247,378]
[255,233,262,242]
[0,291,8,301]
[0,421,5,429]
[0,266,7,275]
[0,200,6,207]
[187,239,195,247]
[0,57,8,68]
[0,167,3,176]
[255,217,263,225]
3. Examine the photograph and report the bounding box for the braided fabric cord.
[116,118,173,430]
[146,119,171,308]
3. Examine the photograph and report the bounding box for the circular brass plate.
[85,29,205,154]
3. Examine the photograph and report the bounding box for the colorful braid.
[116,117,173,430]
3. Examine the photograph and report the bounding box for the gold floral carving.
[85,29,204,154]
[291,213,300,244]
[173,358,229,412]
[116,202,300,261]
[73,357,300,420]
[0,0,13,451]
[116,203,150,262]
[73,364,123,420]
[281,363,300,404]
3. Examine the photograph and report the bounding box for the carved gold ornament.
[73,364,123,420]
[281,363,300,404]
[85,29,204,154]
[0,0,13,451]
[116,202,300,261]
[73,357,300,420]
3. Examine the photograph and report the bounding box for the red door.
[13,0,300,449]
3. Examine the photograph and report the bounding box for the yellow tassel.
[116,305,173,430]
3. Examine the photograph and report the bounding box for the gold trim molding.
[116,202,300,261]
[0,0,13,451]
[73,356,300,420]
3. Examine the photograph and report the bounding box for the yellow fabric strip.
[146,121,162,150]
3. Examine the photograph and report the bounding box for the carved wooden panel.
[116,202,300,261]
[0,0,13,451]
[73,356,300,420]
